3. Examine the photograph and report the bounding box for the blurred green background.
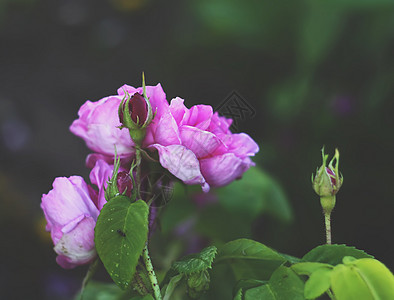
[1,0,394,299]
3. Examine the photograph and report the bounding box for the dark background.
[1,0,394,299]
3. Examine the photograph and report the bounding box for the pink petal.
[153,111,181,146]
[200,153,254,187]
[54,216,96,269]
[41,176,99,236]
[208,112,233,134]
[89,160,114,210]
[186,104,213,130]
[151,144,209,192]
[179,126,224,159]
[223,133,260,157]
[70,96,134,156]
[169,97,188,125]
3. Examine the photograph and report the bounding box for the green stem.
[325,213,332,245]
[327,288,336,299]
[80,258,99,300]
[142,244,162,300]
[136,147,142,199]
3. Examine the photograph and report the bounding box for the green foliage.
[303,267,332,299]
[235,266,305,300]
[162,274,183,300]
[291,262,332,276]
[172,246,217,275]
[216,239,287,280]
[160,167,292,246]
[217,167,292,222]
[167,246,218,299]
[74,281,143,300]
[95,197,149,290]
[331,257,394,300]
[302,244,373,265]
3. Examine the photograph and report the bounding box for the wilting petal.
[200,153,254,187]
[151,144,209,192]
[54,216,96,269]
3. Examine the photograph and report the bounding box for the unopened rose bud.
[312,148,343,199]
[105,156,135,201]
[116,171,133,197]
[119,93,149,126]
[118,74,153,146]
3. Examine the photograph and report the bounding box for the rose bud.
[119,93,149,126]
[118,77,153,145]
[116,171,133,197]
[312,148,343,198]
[105,156,135,201]
[312,148,343,215]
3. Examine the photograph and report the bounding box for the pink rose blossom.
[70,84,258,192]
[149,97,259,191]
[41,159,115,268]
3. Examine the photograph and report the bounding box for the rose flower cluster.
[41,83,259,268]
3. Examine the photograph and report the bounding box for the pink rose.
[149,97,259,191]
[70,84,258,192]
[41,160,114,268]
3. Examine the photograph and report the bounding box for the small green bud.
[312,148,343,197]
[186,270,210,299]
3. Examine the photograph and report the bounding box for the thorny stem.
[142,244,162,300]
[325,213,332,245]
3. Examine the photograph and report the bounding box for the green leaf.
[215,239,287,280]
[233,279,267,294]
[74,281,125,300]
[130,296,154,300]
[233,287,243,300]
[302,244,373,265]
[304,267,332,299]
[217,167,292,222]
[269,266,305,299]
[291,262,333,276]
[233,279,267,300]
[172,246,217,274]
[244,284,275,300]
[331,264,374,300]
[331,258,394,300]
[235,266,304,300]
[95,197,149,290]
